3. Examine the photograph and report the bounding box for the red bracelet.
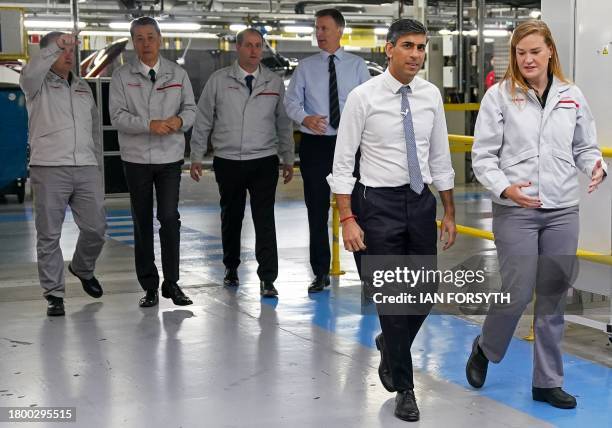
[340,215,357,224]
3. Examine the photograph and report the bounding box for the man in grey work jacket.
[20,31,106,316]
[109,17,196,307]
[189,28,294,297]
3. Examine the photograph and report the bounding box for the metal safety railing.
[448,134,612,158]
[329,135,612,275]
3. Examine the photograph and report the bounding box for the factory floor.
[0,170,610,428]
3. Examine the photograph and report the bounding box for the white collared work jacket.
[20,44,101,168]
[472,78,607,208]
[109,56,196,164]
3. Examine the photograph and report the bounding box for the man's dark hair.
[40,31,65,49]
[386,18,428,45]
[130,16,161,38]
[236,28,264,45]
[315,8,345,28]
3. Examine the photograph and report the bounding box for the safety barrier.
[443,103,481,112]
[329,135,612,274]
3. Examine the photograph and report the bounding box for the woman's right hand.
[501,182,542,208]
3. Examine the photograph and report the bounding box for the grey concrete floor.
[0,170,609,427]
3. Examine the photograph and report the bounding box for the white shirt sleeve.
[428,91,455,191]
[326,89,365,195]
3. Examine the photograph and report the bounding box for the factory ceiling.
[4,1,541,29]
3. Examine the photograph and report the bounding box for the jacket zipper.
[239,76,264,161]
[240,80,247,161]
[148,75,155,164]
[526,89,544,206]
[69,81,77,165]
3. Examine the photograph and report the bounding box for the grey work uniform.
[20,43,106,298]
[191,61,294,282]
[109,56,196,290]
[472,78,607,388]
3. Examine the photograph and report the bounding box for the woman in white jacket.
[465,20,607,409]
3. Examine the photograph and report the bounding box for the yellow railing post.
[330,195,345,276]
[523,317,535,341]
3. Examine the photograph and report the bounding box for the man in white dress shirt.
[327,19,457,422]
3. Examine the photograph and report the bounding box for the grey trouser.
[30,166,106,298]
[479,203,579,388]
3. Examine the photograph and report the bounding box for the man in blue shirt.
[284,8,370,293]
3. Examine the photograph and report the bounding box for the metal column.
[457,0,464,94]
[70,0,80,76]
[477,0,486,100]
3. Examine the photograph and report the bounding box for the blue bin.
[0,87,29,203]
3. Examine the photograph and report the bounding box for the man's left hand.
[282,164,294,184]
[165,116,183,132]
[439,214,457,251]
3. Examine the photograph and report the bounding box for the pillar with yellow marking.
[330,195,345,276]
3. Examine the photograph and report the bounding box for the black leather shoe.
[532,387,577,409]
[139,290,159,307]
[375,334,396,392]
[307,275,330,293]
[260,281,278,297]
[46,296,65,316]
[161,282,193,306]
[223,268,239,287]
[466,335,489,388]
[394,389,419,422]
[68,264,103,298]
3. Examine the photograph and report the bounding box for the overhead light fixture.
[160,23,201,31]
[109,22,201,31]
[483,29,510,37]
[279,20,296,24]
[343,27,353,34]
[438,29,451,36]
[266,34,312,42]
[161,32,217,39]
[229,24,247,32]
[530,10,542,19]
[24,20,86,29]
[27,29,218,39]
[284,26,313,34]
[27,29,129,37]
[108,22,130,30]
[374,27,388,36]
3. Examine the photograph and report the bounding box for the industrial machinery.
[0,66,29,203]
[544,0,612,343]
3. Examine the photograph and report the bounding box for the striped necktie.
[328,55,340,129]
[399,85,424,194]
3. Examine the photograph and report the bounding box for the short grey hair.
[130,16,161,38]
[40,31,66,48]
[386,18,428,45]
[236,28,264,45]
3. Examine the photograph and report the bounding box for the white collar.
[237,64,260,81]
[140,58,160,76]
[383,69,418,94]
